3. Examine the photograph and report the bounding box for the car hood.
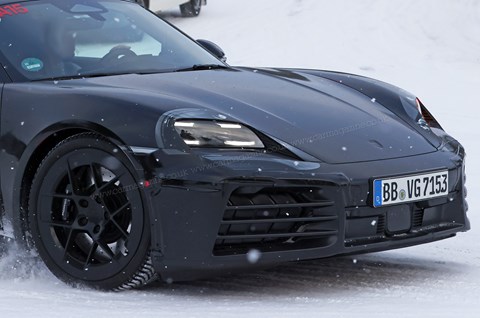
[66,68,437,163]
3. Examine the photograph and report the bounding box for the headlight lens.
[174,120,264,148]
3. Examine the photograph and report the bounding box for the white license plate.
[373,170,449,207]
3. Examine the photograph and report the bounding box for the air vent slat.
[218,230,338,240]
[221,216,338,225]
[225,201,334,211]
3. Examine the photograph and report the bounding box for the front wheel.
[28,133,155,290]
[180,0,202,17]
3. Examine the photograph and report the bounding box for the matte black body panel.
[3,68,437,161]
[147,146,467,281]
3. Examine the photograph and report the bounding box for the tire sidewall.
[28,135,151,290]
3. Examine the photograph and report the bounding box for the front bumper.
[140,148,469,282]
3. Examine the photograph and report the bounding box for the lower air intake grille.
[412,209,424,228]
[214,186,339,255]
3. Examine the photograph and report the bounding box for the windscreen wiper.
[174,64,230,72]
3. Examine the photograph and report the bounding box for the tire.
[136,0,149,9]
[28,133,155,290]
[180,0,202,17]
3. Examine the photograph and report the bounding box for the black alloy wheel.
[28,133,154,290]
[180,0,202,17]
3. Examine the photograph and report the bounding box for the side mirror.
[196,39,227,62]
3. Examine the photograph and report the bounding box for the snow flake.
[247,249,261,264]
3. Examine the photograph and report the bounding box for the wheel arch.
[10,121,149,243]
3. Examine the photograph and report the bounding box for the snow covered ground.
[1,0,480,317]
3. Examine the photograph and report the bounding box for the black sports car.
[0,0,469,290]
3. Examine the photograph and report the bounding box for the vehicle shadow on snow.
[144,252,468,297]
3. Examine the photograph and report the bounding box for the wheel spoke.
[43,193,73,200]
[96,239,115,260]
[90,163,103,189]
[97,174,124,193]
[109,201,130,218]
[62,228,75,260]
[78,165,97,195]
[109,218,129,239]
[84,242,98,268]
[66,160,79,194]
[46,220,74,229]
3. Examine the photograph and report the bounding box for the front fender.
[0,83,165,241]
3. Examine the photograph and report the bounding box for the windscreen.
[0,0,222,81]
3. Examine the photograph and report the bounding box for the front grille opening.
[376,215,386,234]
[214,186,339,256]
[412,209,424,228]
[345,201,461,247]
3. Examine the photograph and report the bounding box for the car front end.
[134,99,469,282]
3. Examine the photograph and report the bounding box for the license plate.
[373,170,449,207]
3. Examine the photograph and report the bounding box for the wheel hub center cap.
[76,196,106,225]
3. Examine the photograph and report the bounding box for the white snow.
[2,0,480,317]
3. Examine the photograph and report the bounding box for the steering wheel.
[100,45,137,65]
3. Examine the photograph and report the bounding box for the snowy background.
[1,0,479,317]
